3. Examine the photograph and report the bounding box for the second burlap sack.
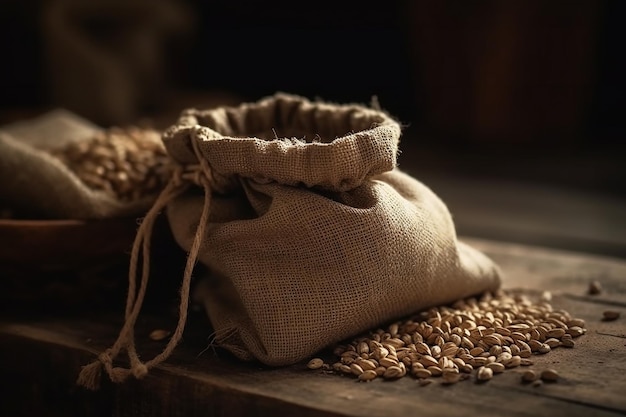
[163,92,502,366]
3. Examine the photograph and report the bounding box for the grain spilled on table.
[306,289,588,386]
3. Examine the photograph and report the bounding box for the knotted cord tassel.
[76,361,103,391]
[77,131,214,390]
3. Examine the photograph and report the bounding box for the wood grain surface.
[1,237,625,417]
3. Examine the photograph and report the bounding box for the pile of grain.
[52,127,171,202]
[307,290,586,385]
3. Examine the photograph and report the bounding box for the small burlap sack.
[77,92,501,389]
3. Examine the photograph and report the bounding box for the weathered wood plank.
[418,175,626,258]
[1,239,625,417]
[466,237,626,303]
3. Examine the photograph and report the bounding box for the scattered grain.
[567,326,585,337]
[521,369,538,382]
[442,372,461,385]
[358,370,377,381]
[383,366,404,380]
[505,356,522,368]
[149,329,171,341]
[428,366,443,376]
[602,311,621,321]
[486,362,505,374]
[567,318,585,328]
[350,363,364,376]
[306,290,586,386]
[541,369,559,382]
[413,368,432,379]
[476,366,493,382]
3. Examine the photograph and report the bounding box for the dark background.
[1,0,624,196]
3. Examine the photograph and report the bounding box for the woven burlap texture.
[164,93,502,366]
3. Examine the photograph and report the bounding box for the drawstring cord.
[77,137,213,390]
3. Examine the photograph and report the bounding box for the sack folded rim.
[162,92,403,191]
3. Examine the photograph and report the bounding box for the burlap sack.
[167,93,502,364]
[0,110,157,219]
[77,92,501,389]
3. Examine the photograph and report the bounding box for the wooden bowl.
[0,217,139,270]
[0,216,188,314]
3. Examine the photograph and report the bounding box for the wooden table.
[1,237,625,417]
